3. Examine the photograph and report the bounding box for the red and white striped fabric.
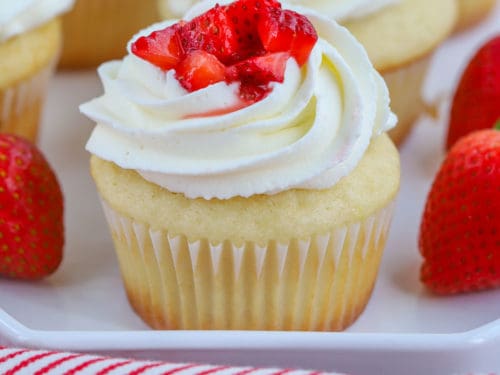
[0,347,342,375]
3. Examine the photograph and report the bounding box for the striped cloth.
[0,347,342,375]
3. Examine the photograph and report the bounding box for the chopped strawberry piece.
[175,50,227,91]
[258,8,317,65]
[225,0,281,60]
[227,52,289,84]
[131,25,184,70]
[178,5,239,64]
[227,52,290,102]
[130,0,318,101]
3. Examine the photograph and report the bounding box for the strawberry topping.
[131,0,317,103]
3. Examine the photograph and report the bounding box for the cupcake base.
[102,199,394,331]
[91,133,400,331]
[0,19,61,142]
[384,55,432,146]
[0,66,54,141]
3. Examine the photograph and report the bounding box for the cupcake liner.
[384,54,432,146]
[59,0,159,68]
[101,199,395,331]
[0,63,55,142]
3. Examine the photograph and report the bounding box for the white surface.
[0,4,500,375]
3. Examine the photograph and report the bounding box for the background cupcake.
[0,0,73,141]
[81,1,400,331]
[58,0,160,69]
[341,0,457,145]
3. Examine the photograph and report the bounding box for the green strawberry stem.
[495,118,500,130]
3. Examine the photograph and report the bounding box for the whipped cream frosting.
[159,0,401,21]
[81,3,396,200]
[0,0,74,42]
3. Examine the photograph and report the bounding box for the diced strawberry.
[225,0,281,60]
[178,5,239,64]
[258,8,317,66]
[131,25,184,70]
[175,50,227,91]
[227,52,290,102]
[227,51,289,84]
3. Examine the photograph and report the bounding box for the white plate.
[0,5,499,375]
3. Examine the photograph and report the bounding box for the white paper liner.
[383,54,432,145]
[0,64,55,141]
[101,199,395,331]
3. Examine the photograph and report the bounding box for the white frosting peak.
[81,5,396,200]
[0,0,74,42]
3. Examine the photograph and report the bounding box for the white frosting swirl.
[0,0,74,42]
[160,0,401,21]
[81,5,396,200]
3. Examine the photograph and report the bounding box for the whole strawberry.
[446,35,500,150]
[419,124,500,294]
[0,134,64,280]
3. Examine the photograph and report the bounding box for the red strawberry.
[419,125,500,294]
[258,8,318,65]
[225,0,281,59]
[0,134,64,280]
[175,50,226,91]
[131,25,185,70]
[226,52,289,101]
[178,5,239,64]
[446,35,500,150]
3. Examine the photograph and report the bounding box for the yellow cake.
[455,0,496,31]
[0,20,62,142]
[59,0,160,69]
[82,1,400,331]
[91,133,399,330]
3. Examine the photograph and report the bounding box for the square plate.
[0,5,499,375]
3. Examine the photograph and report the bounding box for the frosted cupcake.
[59,0,159,69]
[81,0,400,331]
[0,1,73,141]
[455,0,496,31]
[160,0,457,146]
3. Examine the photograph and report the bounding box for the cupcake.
[0,1,73,141]
[455,0,496,31]
[159,0,457,146]
[340,0,457,145]
[81,0,400,331]
[58,0,160,69]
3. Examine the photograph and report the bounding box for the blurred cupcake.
[59,0,160,69]
[81,0,400,331]
[159,0,458,146]
[341,0,457,145]
[454,0,496,31]
[0,1,73,141]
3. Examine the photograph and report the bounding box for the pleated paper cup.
[0,19,62,142]
[100,199,395,331]
[0,65,55,142]
[59,0,159,69]
[383,54,433,146]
